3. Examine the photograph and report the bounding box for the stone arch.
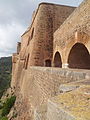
[45,59,51,67]
[53,52,62,67]
[68,43,90,69]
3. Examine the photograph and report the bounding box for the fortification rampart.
[11,0,90,119]
[18,3,75,67]
[13,67,90,120]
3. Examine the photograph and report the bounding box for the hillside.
[0,56,12,98]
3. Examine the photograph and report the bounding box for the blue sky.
[0,0,83,57]
[36,0,83,6]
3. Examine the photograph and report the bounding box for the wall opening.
[31,28,34,40]
[17,42,21,54]
[24,54,30,69]
[45,59,51,67]
[54,52,62,67]
[27,28,34,46]
[27,36,30,46]
[68,43,90,69]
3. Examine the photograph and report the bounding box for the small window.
[23,57,26,68]
[24,54,30,69]
[31,28,34,40]
[27,36,30,46]
[27,28,34,46]
[45,59,51,67]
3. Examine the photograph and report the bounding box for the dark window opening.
[45,59,51,67]
[54,52,62,67]
[68,43,90,69]
[31,28,34,40]
[27,28,34,46]
[27,36,30,46]
[25,54,30,69]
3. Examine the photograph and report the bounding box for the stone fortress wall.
[20,3,75,66]
[11,0,90,120]
[53,0,90,69]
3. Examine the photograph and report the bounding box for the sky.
[0,0,83,57]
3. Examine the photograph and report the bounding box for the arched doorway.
[45,59,51,67]
[54,52,62,67]
[68,43,90,69]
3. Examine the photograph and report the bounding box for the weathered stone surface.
[34,104,47,120]
[47,84,90,120]
[59,84,79,93]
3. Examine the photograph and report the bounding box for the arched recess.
[45,59,51,67]
[54,52,62,67]
[68,43,90,69]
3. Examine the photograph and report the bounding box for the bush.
[0,103,3,109]
[1,96,16,116]
[0,116,8,120]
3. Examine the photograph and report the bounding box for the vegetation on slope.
[0,95,16,120]
[0,57,16,119]
[0,57,12,98]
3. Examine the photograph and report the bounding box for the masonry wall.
[53,0,90,67]
[11,1,90,119]
[12,66,90,120]
[19,3,75,67]
[20,67,90,108]
[12,3,75,87]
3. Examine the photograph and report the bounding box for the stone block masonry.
[11,0,90,119]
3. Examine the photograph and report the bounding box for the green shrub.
[0,116,8,120]
[1,96,16,116]
[0,103,3,109]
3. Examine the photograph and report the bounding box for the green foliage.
[0,57,12,98]
[0,116,8,120]
[1,96,16,117]
[0,103,3,109]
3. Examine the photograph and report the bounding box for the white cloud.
[0,22,25,57]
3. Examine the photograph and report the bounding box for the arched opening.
[68,43,90,69]
[45,59,51,67]
[54,52,62,67]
